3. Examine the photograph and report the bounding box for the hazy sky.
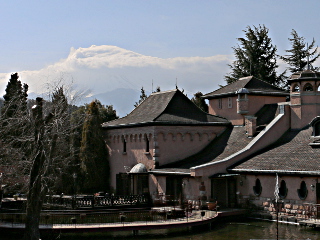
[1,1,320,98]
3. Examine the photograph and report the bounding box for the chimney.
[245,116,257,137]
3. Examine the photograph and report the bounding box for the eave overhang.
[229,169,320,176]
[149,169,191,176]
[203,91,289,99]
[103,121,231,129]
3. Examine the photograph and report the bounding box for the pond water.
[56,219,320,240]
[3,218,320,239]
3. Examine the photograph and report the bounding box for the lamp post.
[72,173,77,209]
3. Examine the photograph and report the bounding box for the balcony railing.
[43,194,151,210]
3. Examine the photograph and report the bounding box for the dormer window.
[310,117,320,137]
[308,117,320,147]
[303,83,313,91]
[314,121,320,136]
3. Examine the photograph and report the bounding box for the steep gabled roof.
[229,126,320,175]
[102,89,230,129]
[203,76,288,99]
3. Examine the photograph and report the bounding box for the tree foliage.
[134,87,148,107]
[280,29,320,73]
[1,73,28,118]
[0,75,86,239]
[191,92,208,113]
[225,25,286,88]
[79,100,110,193]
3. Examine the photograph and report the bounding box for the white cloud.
[0,45,231,98]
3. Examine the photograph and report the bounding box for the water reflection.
[4,219,320,240]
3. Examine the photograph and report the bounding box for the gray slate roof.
[102,89,230,128]
[229,126,320,175]
[203,76,289,99]
[289,69,320,81]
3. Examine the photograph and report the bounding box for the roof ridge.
[245,76,285,91]
[150,89,177,95]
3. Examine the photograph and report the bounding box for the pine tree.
[134,87,148,107]
[0,73,30,147]
[79,100,110,193]
[280,29,320,73]
[1,73,28,118]
[191,92,208,113]
[225,25,286,88]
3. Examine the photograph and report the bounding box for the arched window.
[279,180,288,199]
[297,181,308,200]
[253,178,262,196]
[292,84,300,92]
[303,83,313,91]
[317,85,320,92]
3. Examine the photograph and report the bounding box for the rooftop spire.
[307,43,310,70]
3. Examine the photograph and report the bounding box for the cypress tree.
[1,73,28,118]
[80,100,110,193]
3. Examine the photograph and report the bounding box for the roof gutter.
[103,121,230,129]
[229,169,320,176]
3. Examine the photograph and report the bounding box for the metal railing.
[0,208,216,227]
[43,194,151,209]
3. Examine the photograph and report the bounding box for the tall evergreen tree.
[280,29,320,73]
[1,73,28,118]
[191,92,208,113]
[0,73,30,147]
[225,25,286,88]
[80,100,110,193]
[134,87,148,107]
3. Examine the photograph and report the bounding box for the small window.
[317,85,320,92]
[122,139,127,153]
[145,136,150,152]
[218,99,222,109]
[292,84,300,92]
[228,97,232,108]
[297,181,308,200]
[279,180,288,199]
[253,178,262,196]
[304,83,313,91]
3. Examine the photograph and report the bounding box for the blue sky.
[1,1,320,71]
[1,0,320,103]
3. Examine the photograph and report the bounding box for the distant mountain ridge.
[0,45,230,101]
[84,88,141,117]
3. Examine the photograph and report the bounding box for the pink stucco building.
[103,69,320,214]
